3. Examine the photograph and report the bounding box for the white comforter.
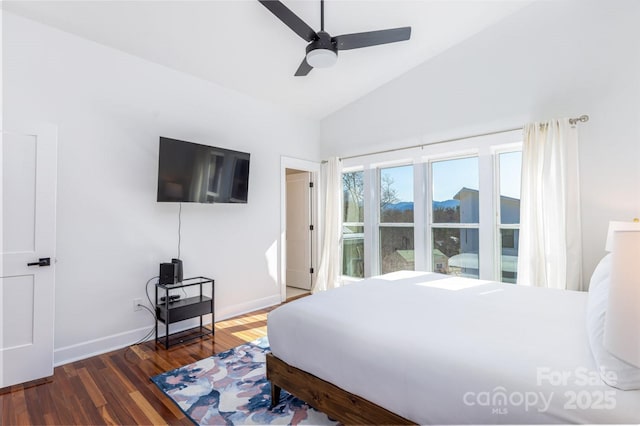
[268,271,640,424]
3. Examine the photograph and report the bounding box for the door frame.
[280,157,320,302]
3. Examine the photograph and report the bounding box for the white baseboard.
[215,294,281,321]
[53,294,281,367]
[54,325,157,366]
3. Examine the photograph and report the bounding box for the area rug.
[151,337,339,425]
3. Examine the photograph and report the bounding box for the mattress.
[267,271,640,424]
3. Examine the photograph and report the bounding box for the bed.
[267,265,640,424]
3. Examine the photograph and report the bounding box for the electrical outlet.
[133,298,143,311]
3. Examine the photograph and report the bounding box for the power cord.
[145,275,159,309]
[131,305,157,343]
[125,276,160,363]
[178,202,182,259]
[176,204,187,298]
[125,306,156,363]
[133,305,157,339]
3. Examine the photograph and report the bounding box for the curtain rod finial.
[569,114,589,125]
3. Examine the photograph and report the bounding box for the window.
[342,171,364,277]
[497,151,522,283]
[431,157,480,279]
[379,165,414,274]
[339,131,522,283]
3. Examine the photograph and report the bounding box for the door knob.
[27,257,51,267]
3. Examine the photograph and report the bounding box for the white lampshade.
[605,220,640,251]
[603,228,640,367]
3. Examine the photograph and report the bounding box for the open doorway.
[280,158,320,302]
[285,169,313,299]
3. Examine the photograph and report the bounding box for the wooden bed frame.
[266,353,415,425]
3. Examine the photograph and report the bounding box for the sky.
[380,152,521,203]
[498,151,522,199]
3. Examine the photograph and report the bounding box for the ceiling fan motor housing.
[305,31,338,68]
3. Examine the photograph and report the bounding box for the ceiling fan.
[258,0,412,76]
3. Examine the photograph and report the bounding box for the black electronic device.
[157,137,250,204]
[172,258,183,283]
[159,262,176,285]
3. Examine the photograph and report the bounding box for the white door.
[1,124,57,388]
[286,172,313,290]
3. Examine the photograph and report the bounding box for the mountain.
[384,201,414,211]
[433,199,460,209]
[383,200,460,211]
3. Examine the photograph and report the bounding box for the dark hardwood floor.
[0,307,275,425]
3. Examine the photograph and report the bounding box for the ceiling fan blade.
[333,27,411,51]
[258,0,317,42]
[294,57,313,76]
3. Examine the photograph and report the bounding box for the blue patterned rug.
[151,337,339,425]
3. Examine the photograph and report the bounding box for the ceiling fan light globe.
[306,48,338,68]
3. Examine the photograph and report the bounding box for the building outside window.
[497,150,522,283]
[431,157,480,279]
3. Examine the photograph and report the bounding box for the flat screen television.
[157,137,250,203]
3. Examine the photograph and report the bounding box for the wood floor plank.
[61,364,77,378]
[6,389,23,425]
[129,344,150,360]
[77,367,107,408]
[129,390,168,426]
[146,381,187,421]
[0,305,276,425]
[35,380,60,425]
[122,363,187,422]
[1,389,16,425]
[23,384,47,425]
[68,375,105,424]
[85,354,107,371]
[48,367,85,425]
[101,355,137,394]
[100,369,146,425]
[11,387,33,425]
[43,412,58,426]
[98,404,121,426]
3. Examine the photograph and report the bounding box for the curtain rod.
[324,114,589,163]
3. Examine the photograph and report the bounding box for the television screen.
[157,137,250,203]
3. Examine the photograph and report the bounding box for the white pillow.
[586,253,640,390]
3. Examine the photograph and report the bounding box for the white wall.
[3,12,320,364]
[321,0,640,285]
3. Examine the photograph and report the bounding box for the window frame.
[341,168,366,279]
[340,130,522,282]
[493,144,523,282]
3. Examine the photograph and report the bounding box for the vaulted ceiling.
[3,1,532,119]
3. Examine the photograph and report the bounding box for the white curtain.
[313,157,342,293]
[517,118,583,290]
